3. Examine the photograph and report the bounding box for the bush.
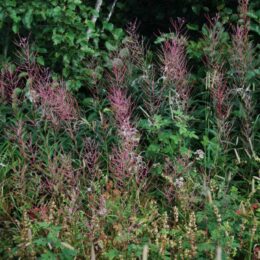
[0,0,124,91]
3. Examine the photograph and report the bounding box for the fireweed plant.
[0,1,259,259]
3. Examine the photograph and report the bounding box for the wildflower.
[194,149,205,160]
[160,19,191,111]
[108,65,147,187]
[37,83,79,122]
[124,20,145,68]
[174,177,184,188]
[111,64,127,85]
[108,87,132,126]
[208,71,230,120]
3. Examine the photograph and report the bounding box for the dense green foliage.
[0,0,259,259]
[0,0,124,90]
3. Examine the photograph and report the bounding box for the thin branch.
[106,0,118,23]
[87,0,103,41]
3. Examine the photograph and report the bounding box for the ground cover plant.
[0,0,259,259]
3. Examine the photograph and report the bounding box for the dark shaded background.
[110,0,239,38]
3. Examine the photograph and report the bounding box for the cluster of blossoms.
[36,81,78,123]
[194,149,205,161]
[231,0,252,84]
[1,38,79,126]
[161,19,191,111]
[174,177,184,188]
[208,71,230,120]
[108,64,147,187]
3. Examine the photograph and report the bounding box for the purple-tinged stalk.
[160,19,191,112]
[83,137,101,179]
[108,87,138,150]
[203,15,234,150]
[203,14,226,67]
[36,80,79,125]
[42,153,79,197]
[15,37,43,92]
[124,20,145,69]
[231,0,255,154]
[108,64,147,187]
[3,38,79,127]
[16,37,35,70]
[231,0,252,85]
[124,22,163,115]
[0,65,20,103]
[20,49,80,126]
[8,120,37,164]
[207,69,233,149]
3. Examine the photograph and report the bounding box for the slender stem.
[87,0,103,41]
[106,0,118,23]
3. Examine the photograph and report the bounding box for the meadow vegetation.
[0,0,259,259]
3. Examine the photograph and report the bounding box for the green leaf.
[250,23,260,35]
[37,222,51,228]
[187,23,199,31]
[80,45,95,54]
[104,249,120,260]
[147,144,160,154]
[51,6,62,18]
[37,56,45,66]
[113,28,124,41]
[34,238,48,246]
[23,9,33,29]
[12,24,19,33]
[105,41,117,51]
[103,22,114,32]
[180,146,189,155]
[39,252,57,260]
[191,5,201,15]
[158,131,172,143]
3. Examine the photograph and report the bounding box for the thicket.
[0,0,259,259]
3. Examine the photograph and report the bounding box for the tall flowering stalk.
[0,65,20,103]
[231,0,252,84]
[42,153,78,196]
[122,22,163,115]
[36,80,79,124]
[207,69,232,148]
[124,20,145,69]
[1,38,79,126]
[83,137,101,179]
[203,15,233,150]
[160,19,191,112]
[231,0,255,154]
[209,71,230,120]
[203,14,226,67]
[108,64,147,187]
